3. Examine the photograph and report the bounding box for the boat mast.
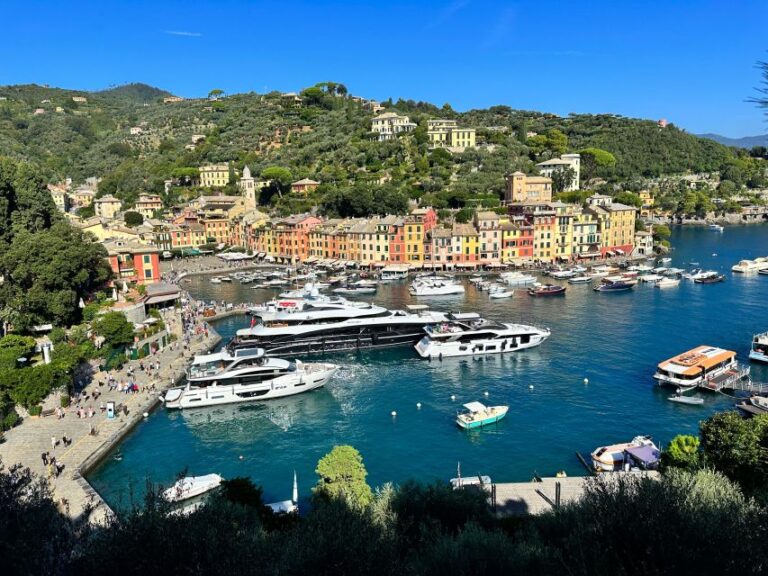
[292,470,298,504]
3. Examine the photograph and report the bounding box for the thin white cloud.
[425,0,471,30]
[163,30,203,37]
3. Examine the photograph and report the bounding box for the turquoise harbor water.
[89,226,768,509]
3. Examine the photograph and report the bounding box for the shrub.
[60,395,70,408]
[2,411,19,430]
[28,405,42,416]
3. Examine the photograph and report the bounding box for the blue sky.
[3,0,767,136]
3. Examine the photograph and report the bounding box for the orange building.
[103,240,161,285]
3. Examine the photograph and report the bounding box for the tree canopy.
[314,445,373,509]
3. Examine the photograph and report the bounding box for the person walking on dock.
[51,436,57,451]
[41,452,48,466]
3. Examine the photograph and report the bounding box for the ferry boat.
[653,345,747,389]
[162,347,338,409]
[230,306,449,355]
[590,436,659,472]
[456,402,509,430]
[528,284,566,296]
[409,277,465,296]
[163,473,224,502]
[415,313,550,359]
[749,332,768,363]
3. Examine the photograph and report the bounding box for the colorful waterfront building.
[551,201,575,262]
[451,222,479,267]
[424,226,453,269]
[384,216,406,263]
[103,240,161,285]
[500,219,534,263]
[585,194,637,257]
[272,214,321,262]
[474,211,501,265]
[571,211,602,259]
[504,172,553,204]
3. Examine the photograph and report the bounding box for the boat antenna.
[457,461,461,484]
[292,470,298,504]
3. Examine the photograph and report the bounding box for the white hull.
[163,473,223,502]
[409,285,465,296]
[416,332,548,359]
[164,364,337,409]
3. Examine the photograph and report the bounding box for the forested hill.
[0,82,739,213]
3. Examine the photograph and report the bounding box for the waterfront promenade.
[0,304,221,523]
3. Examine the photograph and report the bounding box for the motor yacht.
[162,347,338,409]
[593,279,635,292]
[567,276,592,284]
[415,313,550,359]
[639,274,663,283]
[732,260,762,273]
[231,306,449,355]
[655,277,680,289]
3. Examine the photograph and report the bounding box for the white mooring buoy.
[391,410,397,417]
[450,395,456,401]
[583,378,589,385]
[484,391,489,397]
[416,402,422,409]
[143,412,149,418]
[528,385,534,390]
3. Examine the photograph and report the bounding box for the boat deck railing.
[699,367,752,392]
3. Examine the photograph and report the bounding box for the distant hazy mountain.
[697,133,768,149]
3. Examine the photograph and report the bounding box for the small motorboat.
[162,473,224,503]
[456,402,509,430]
[568,276,592,284]
[209,277,222,284]
[736,395,768,417]
[590,436,659,472]
[489,290,513,299]
[333,285,377,295]
[593,279,635,292]
[668,394,704,405]
[694,273,726,284]
[220,276,233,283]
[655,278,680,289]
[528,284,566,297]
[708,224,724,232]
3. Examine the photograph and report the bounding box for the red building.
[103,240,161,285]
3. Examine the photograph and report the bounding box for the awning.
[144,292,180,305]
[373,262,387,267]
[383,264,410,273]
[455,262,477,268]
[625,445,660,467]
[303,256,318,264]
[615,248,625,255]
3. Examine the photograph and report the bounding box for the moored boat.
[749,332,768,363]
[162,473,224,503]
[694,273,725,284]
[163,347,338,409]
[456,402,509,430]
[736,395,768,417]
[415,313,550,359]
[488,289,513,299]
[528,284,566,296]
[593,279,635,292]
[409,277,465,296]
[567,275,592,284]
[655,277,680,289]
[500,271,537,286]
[654,345,748,389]
[590,436,659,472]
[708,224,724,232]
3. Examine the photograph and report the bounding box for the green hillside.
[0,82,748,214]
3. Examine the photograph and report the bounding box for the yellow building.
[505,172,553,204]
[585,194,637,256]
[639,190,654,217]
[134,194,163,218]
[199,163,230,188]
[427,119,476,150]
[571,211,602,258]
[93,195,122,219]
[404,216,425,264]
[71,187,95,207]
[451,223,479,266]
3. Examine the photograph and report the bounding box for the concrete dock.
[0,307,220,524]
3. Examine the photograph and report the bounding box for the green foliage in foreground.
[1,459,766,576]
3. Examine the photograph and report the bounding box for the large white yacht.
[732,259,763,273]
[163,347,338,409]
[248,297,381,324]
[409,276,465,296]
[414,313,550,359]
[231,306,449,355]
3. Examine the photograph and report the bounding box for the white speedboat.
[500,271,537,286]
[409,277,465,296]
[489,289,513,299]
[590,436,658,472]
[732,260,762,273]
[639,274,663,283]
[659,257,672,264]
[333,285,377,295]
[415,313,550,359]
[210,277,222,284]
[550,269,576,279]
[163,473,224,503]
[380,271,408,282]
[708,224,724,232]
[456,402,509,430]
[568,276,592,284]
[163,347,338,409]
[655,277,680,289]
